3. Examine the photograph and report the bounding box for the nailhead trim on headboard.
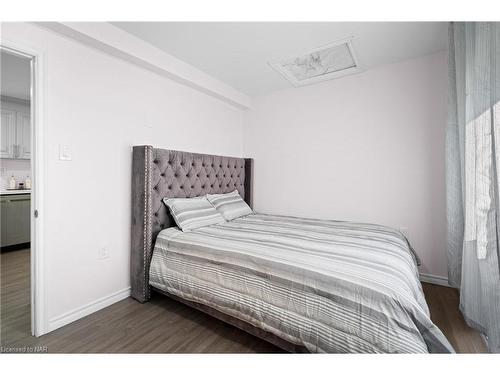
[142,146,152,301]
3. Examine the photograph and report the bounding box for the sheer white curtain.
[446,22,500,353]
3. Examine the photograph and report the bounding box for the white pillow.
[163,196,225,232]
[206,190,253,221]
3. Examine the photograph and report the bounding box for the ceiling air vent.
[269,38,361,87]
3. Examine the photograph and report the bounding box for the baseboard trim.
[48,287,131,333]
[419,273,450,287]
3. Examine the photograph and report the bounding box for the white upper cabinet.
[0,100,30,159]
[1,109,16,158]
[16,111,31,159]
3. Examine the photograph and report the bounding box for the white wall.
[1,23,245,330]
[244,52,448,278]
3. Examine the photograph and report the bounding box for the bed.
[130,145,454,353]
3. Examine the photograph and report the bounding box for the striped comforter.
[149,213,454,353]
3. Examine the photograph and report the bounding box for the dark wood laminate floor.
[0,249,487,353]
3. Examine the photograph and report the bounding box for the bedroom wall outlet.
[98,246,109,260]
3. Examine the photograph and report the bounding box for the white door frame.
[1,40,47,336]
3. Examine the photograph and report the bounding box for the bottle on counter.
[9,175,16,189]
[25,175,31,190]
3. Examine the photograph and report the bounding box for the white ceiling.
[1,51,31,101]
[112,22,448,96]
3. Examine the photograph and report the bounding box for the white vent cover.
[269,38,361,87]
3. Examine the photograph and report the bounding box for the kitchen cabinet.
[0,193,30,247]
[16,111,31,159]
[0,109,16,158]
[0,100,30,160]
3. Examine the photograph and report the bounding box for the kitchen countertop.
[0,190,31,196]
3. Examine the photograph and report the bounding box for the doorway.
[0,43,44,340]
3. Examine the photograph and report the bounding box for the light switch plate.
[59,144,72,161]
[98,246,109,260]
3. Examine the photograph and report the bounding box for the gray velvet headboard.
[130,145,254,303]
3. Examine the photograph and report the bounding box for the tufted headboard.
[130,145,254,303]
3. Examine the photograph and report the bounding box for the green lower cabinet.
[0,194,30,247]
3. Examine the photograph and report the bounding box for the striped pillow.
[206,190,253,221]
[163,196,226,232]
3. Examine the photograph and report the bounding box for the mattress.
[149,213,454,353]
